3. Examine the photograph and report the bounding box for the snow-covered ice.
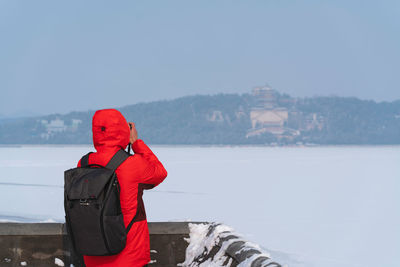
[0,145,399,267]
[54,258,64,266]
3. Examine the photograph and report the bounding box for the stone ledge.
[0,222,205,236]
[0,223,64,236]
[0,222,281,267]
[0,222,201,267]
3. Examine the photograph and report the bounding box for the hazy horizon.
[1,0,399,117]
[1,90,400,119]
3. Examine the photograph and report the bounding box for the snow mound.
[54,258,64,266]
[180,222,284,267]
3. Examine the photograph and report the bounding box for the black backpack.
[64,149,135,256]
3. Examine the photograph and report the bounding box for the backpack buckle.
[80,199,89,206]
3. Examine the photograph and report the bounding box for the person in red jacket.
[77,109,167,267]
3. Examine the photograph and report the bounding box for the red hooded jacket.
[77,109,167,267]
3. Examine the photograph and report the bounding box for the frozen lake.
[0,145,399,267]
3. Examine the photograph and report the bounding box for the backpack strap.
[80,152,93,167]
[105,149,130,171]
[106,150,135,233]
[126,213,137,233]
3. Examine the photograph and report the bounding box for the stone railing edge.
[0,221,207,236]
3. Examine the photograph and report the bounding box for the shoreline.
[0,143,399,148]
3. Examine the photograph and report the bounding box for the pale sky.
[0,0,399,117]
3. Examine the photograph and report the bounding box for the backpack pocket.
[103,214,127,254]
[68,202,110,255]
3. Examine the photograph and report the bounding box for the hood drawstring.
[127,123,132,154]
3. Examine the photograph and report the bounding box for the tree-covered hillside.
[295,97,400,144]
[0,93,399,145]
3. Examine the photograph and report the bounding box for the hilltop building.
[41,119,67,133]
[40,118,82,139]
[247,85,297,138]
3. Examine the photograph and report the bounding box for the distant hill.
[0,91,399,145]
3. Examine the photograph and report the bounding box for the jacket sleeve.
[131,139,167,188]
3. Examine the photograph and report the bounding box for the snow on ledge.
[179,222,284,267]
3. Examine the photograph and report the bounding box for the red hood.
[92,109,130,151]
